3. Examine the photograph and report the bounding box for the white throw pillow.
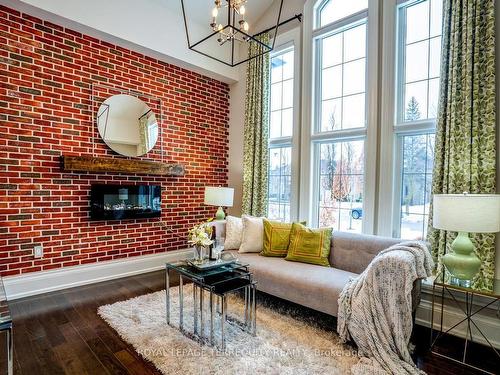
[224,215,243,250]
[239,215,264,253]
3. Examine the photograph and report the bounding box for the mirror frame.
[92,83,163,160]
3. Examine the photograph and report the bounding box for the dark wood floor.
[3,270,496,374]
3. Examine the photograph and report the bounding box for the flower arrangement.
[187,219,214,248]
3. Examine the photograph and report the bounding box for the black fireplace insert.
[90,184,161,221]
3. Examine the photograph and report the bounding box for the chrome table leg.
[7,325,12,375]
[244,286,249,328]
[221,296,227,350]
[200,287,204,340]
[210,290,214,345]
[252,283,256,336]
[166,267,170,324]
[193,283,198,335]
[179,275,184,331]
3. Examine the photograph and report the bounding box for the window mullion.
[312,9,368,38]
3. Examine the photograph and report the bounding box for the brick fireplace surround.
[0,5,230,277]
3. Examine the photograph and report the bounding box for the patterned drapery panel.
[242,34,270,216]
[427,0,497,290]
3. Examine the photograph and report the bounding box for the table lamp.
[432,193,500,287]
[204,186,234,220]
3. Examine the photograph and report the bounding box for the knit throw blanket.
[337,241,434,375]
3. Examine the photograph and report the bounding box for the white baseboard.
[416,290,500,349]
[3,249,193,300]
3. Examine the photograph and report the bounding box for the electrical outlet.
[34,245,43,258]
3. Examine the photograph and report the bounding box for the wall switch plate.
[34,245,43,258]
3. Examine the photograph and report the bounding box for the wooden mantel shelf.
[60,155,185,176]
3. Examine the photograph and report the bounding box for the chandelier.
[210,0,249,45]
[180,0,301,67]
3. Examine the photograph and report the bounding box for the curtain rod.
[253,14,302,38]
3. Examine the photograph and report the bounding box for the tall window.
[267,47,294,222]
[395,0,443,240]
[312,1,368,232]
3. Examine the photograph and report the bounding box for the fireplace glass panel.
[91,184,161,220]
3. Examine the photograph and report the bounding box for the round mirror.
[97,94,159,157]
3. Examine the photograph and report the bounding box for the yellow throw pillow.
[285,223,332,266]
[261,219,299,257]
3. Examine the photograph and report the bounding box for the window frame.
[301,0,379,232]
[376,0,441,238]
[299,0,442,238]
[393,0,440,239]
[267,28,302,222]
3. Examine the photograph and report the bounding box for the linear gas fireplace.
[90,184,161,221]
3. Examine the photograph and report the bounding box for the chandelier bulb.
[212,7,218,18]
[239,5,246,15]
[217,24,224,31]
[243,21,249,31]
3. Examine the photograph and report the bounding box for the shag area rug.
[98,284,359,374]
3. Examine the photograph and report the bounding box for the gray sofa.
[228,231,421,316]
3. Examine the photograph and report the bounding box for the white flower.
[187,220,214,247]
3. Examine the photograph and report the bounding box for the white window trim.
[378,0,401,237]
[378,0,438,238]
[268,28,302,222]
[300,0,380,233]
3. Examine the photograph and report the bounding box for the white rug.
[98,285,359,375]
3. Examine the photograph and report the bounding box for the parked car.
[351,208,363,220]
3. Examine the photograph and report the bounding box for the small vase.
[194,245,206,264]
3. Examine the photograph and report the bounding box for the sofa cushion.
[224,215,243,250]
[261,219,294,257]
[239,215,265,253]
[231,250,356,316]
[285,223,332,266]
[330,231,401,274]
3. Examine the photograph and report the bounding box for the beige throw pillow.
[239,215,264,253]
[223,215,243,250]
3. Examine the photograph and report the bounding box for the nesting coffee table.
[165,261,256,350]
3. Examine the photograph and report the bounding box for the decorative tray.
[187,258,237,271]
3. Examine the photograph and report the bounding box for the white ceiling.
[3,0,291,82]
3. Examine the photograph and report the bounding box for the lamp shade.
[432,194,500,233]
[204,186,234,207]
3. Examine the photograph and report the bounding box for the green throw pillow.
[261,219,304,257]
[285,223,332,267]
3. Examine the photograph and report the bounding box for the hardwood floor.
[4,270,496,374]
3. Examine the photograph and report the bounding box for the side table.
[0,278,12,375]
[165,261,256,350]
[430,273,500,374]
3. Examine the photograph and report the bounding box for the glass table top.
[166,260,249,282]
[433,273,500,299]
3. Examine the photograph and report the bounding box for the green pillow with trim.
[285,223,332,267]
[261,219,305,257]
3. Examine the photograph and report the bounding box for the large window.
[267,0,446,239]
[395,0,443,240]
[267,47,295,221]
[312,1,368,232]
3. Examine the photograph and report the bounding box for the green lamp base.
[442,231,481,285]
[215,206,225,221]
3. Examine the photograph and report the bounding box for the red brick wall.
[0,6,230,276]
